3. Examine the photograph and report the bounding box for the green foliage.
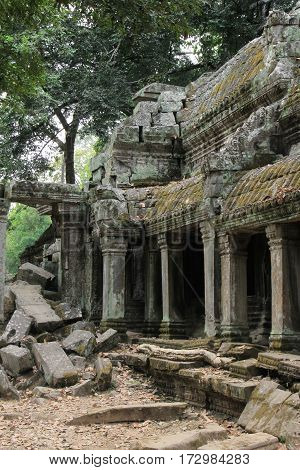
[5,204,51,274]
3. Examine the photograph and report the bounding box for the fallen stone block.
[238,379,300,447]
[0,310,33,346]
[32,342,78,388]
[137,424,227,450]
[33,386,63,400]
[70,380,95,397]
[3,286,15,321]
[229,359,260,379]
[55,303,83,323]
[0,366,19,400]
[62,330,96,357]
[68,402,187,426]
[126,331,143,344]
[11,282,62,332]
[95,356,112,391]
[95,329,120,352]
[17,262,55,288]
[198,432,279,450]
[0,345,33,375]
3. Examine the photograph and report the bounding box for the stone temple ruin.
[0,4,300,450]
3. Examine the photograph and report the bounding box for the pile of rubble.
[0,263,119,400]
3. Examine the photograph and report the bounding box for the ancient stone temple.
[1,5,300,351]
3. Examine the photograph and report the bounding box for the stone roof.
[184,37,265,124]
[145,173,204,220]
[224,156,300,214]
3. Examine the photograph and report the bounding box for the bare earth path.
[0,364,241,450]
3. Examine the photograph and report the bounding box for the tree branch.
[54,108,69,131]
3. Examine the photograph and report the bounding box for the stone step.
[67,402,187,426]
[198,432,279,450]
[137,424,227,450]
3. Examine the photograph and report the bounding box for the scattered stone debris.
[199,432,279,450]
[33,386,63,400]
[69,380,95,397]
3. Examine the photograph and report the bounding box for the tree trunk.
[63,116,79,184]
[64,131,76,184]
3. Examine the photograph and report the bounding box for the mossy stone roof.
[224,157,300,213]
[146,174,204,220]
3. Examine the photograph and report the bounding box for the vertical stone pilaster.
[219,233,250,342]
[0,199,9,323]
[100,233,127,334]
[84,232,103,323]
[157,233,186,338]
[266,223,300,350]
[58,202,87,309]
[200,222,221,338]
[144,237,162,336]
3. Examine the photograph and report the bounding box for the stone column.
[266,223,300,350]
[100,233,127,334]
[58,202,87,309]
[219,233,250,342]
[200,222,221,338]
[144,237,162,336]
[158,233,186,338]
[84,232,103,323]
[0,199,9,323]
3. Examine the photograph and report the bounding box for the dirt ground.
[0,363,243,450]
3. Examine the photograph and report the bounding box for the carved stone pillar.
[144,237,162,336]
[158,233,186,338]
[200,222,221,338]
[58,202,87,309]
[100,233,127,334]
[266,223,300,350]
[219,233,250,342]
[0,199,9,323]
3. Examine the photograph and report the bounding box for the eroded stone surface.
[55,303,83,322]
[0,366,20,400]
